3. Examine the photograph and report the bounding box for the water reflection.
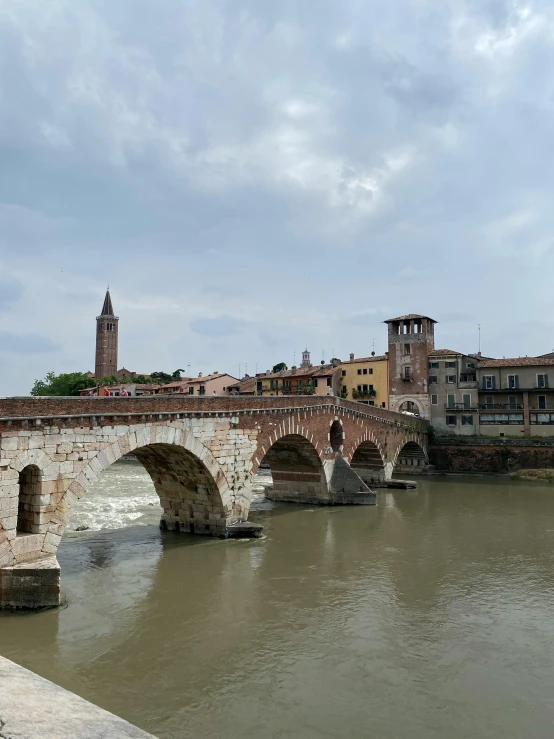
[1,471,554,739]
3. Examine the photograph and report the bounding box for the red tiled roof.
[263,364,341,380]
[187,373,239,384]
[428,349,463,356]
[227,377,257,393]
[342,354,387,365]
[478,357,554,368]
[157,379,191,389]
[384,314,437,323]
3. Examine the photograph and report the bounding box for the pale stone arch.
[8,448,52,474]
[45,423,236,556]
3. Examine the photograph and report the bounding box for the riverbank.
[511,468,554,482]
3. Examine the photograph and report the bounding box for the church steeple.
[100,289,114,317]
[95,289,119,379]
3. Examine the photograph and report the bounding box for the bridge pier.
[0,556,60,610]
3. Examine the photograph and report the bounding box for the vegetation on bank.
[511,469,554,483]
[30,369,186,396]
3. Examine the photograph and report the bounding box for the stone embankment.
[0,656,156,738]
[430,437,554,474]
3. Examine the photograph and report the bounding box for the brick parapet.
[0,396,428,433]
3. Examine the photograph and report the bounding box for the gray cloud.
[0,0,553,393]
[0,331,58,355]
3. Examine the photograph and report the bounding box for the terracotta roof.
[428,349,463,357]
[341,354,388,365]
[157,379,191,389]
[478,357,554,368]
[263,364,341,380]
[227,377,257,393]
[187,373,239,384]
[384,314,437,323]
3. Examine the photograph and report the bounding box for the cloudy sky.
[1,0,554,394]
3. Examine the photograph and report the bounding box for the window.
[507,395,518,409]
[363,368,368,375]
[485,396,493,409]
[445,361,456,368]
[199,386,205,395]
[326,377,332,387]
[429,375,438,384]
[462,415,473,425]
[446,415,457,426]
[537,374,549,389]
[404,367,411,379]
[357,369,362,375]
[368,368,373,375]
[188,387,194,395]
[429,362,439,369]
[341,370,346,377]
[446,375,456,384]
[483,376,496,390]
[314,379,318,387]
[531,413,554,425]
[467,362,476,369]
[431,394,438,405]
[538,395,547,410]
[463,394,471,409]
[507,374,519,389]
[480,413,523,425]
[367,401,375,406]
[404,343,411,355]
[447,394,456,409]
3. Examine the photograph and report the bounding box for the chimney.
[291,366,297,374]
[198,372,202,378]
[350,353,354,361]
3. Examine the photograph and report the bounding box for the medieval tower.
[95,289,119,379]
[385,313,436,419]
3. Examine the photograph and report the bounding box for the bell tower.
[385,314,436,419]
[95,289,118,379]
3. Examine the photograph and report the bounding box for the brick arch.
[345,431,386,467]
[252,422,325,474]
[391,436,428,473]
[45,423,234,556]
[261,432,330,504]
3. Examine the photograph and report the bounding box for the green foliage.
[150,370,185,384]
[272,362,288,373]
[31,372,96,397]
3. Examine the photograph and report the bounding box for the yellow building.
[339,353,389,408]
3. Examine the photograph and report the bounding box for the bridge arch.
[263,433,329,504]
[349,437,386,485]
[393,439,428,474]
[49,425,235,550]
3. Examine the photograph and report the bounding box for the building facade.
[256,364,341,396]
[428,350,480,436]
[95,290,118,379]
[339,353,389,407]
[475,357,554,437]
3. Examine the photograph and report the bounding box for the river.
[1,461,554,739]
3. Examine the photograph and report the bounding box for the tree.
[150,371,173,384]
[272,362,288,373]
[172,369,186,380]
[31,372,96,397]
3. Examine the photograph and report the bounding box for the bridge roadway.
[0,395,428,609]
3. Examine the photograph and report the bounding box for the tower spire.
[101,289,115,317]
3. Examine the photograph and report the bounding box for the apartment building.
[339,353,389,407]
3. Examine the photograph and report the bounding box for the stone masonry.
[0,396,428,609]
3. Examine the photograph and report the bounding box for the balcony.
[352,389,377,400]
[400,376,412,382]
[444,403,477,411]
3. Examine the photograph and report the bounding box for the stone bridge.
[0,395,428,609]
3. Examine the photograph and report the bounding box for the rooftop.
[187,372,239,384]
[384,314,437,323]
[263,364,341,380]
[99,289,116,318]
[477,357,554,368]
[428,349,463,357]
[342,354,388,365]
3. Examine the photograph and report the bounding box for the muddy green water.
[1,463,554,739]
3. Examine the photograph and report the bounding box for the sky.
[2,0,554,395]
